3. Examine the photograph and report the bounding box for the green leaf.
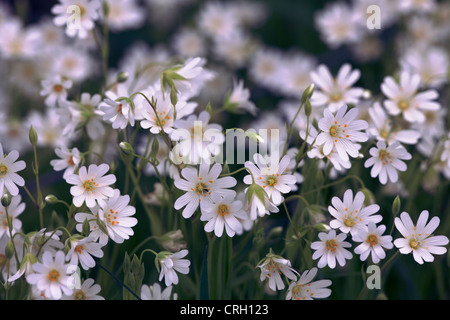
[199,246,209,300]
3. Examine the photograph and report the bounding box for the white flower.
[157,249,191,287]
[367,102,421,145]
[364,141,412,185]
[170,57,214,98]
[66,236,104,270]
[394,210,449,264]
[200,194,247,237]
[0,143,26,197]
[0,20,38,59]
[26,250,73,300]
[96,189,138,244]
[141,283,177,300]
[171,111,224,165]
[353,223,393,264]
[286,267,332,300]
[248,48,286,93]
[139,85,178,134]
[65,164,116,208]
[51,46,94,83]
[400,46,448,88]
[29,229,64,258]
[311,229,353,269]
[62,278,105,300]
[316,105,368,162]
[28,109,70,148]
[99,84,136,129]
[315,2,362,48]
[226,79,258,116]
[244,183,279,221]
[40,75,73,108]
[172,28,206,58]
[328,189,382,236]
[174,163,236,218]
[52,0,101,39]
[381,71,441,123]
[197,1,240,40]
[243,153,297,206]
[50,146,81,179]
[0,194,25,238]
[257,252,297,291]
[310,64,365,112]
[106,0,145,32]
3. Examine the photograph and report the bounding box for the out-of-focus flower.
[172,28,207,58]
[26,250,73,300]
[225,79,258,116]
[364,140,412,185]
[174,162,236,218]
[28,109,70,147]
[0,20,38,59]
[315,2,362,48]
[213,32,258,69]
[316,104,368,162]
[40,75,72,108]
[106,0,145,32]
[353,223,393,264]
[328,189,382,236]
[197,1,240,41]
[0,143,26,197]
[286,267,332,300]
[367,102,421,145]
[141,282,177,300]
[310,64,365,112]
[394,210,449,264]
[381,71,441,123]
[66,164,116,208]
[311,229,353,269]
[52,0,101,39]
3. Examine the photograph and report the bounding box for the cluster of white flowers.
[0,0,449,302]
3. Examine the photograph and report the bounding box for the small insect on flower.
[393,210,449,264]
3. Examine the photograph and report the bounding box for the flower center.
[83,179,98,193]
[67,156,75,166]
[343,216,356,227]
[266,175,278,187]
[424,111,436,123]
[397,99,410,111]
[52,84,64,93]
[74,245,84,254]
[266,261,281,276]
[47,269,60,282]
[380,128,390,140]
[326,239,338,252]
[0,164,8,176]
[329,90,343,102]
[379,149,392,165]
[74,290,86,300]
[409,239,421,250]
[367,234,378,246]
[117,103,123,113]
[153,111,171,127]
[218,204,229,216]
[195,182,209,195]
[106,208,120,226]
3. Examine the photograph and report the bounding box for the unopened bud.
[5,240,15,259]
[119,141,134,156]
[301,83,315,103]
[117,71,129,83]
[305,99,312,117]
[1,193,11,207]
[361,187,376,206]
[392,195,401,217]
[29,125,38,146]
[45,194,58,204]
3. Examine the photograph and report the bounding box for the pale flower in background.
[0,143,26,197]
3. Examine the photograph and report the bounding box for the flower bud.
[361,187,376,206]
[116,71,129,83]
[1,193,11,207]
[29,125,38,146]
[392,195,401,217]
[119,141,134,156]
[158,230,187,252]
[45,194,58,204]
[301,83,315,103]
[82,218,91,236]
[305,98,312,117]
[5,240,15,259]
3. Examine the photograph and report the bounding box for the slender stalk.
[96,262,141,300]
